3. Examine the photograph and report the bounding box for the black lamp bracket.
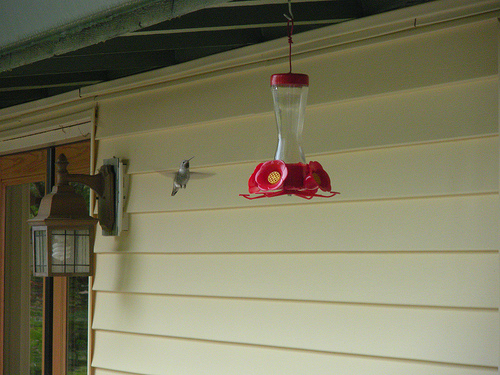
[55,154,125,236]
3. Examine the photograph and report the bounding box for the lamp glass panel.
[32,228,47,275]
[51,229,90,274]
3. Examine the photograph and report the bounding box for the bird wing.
[158,170,176,178]
[157,170,215,179]
[189,171,216,179]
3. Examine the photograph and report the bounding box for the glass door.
[1,141,91,375]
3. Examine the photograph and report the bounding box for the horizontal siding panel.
[95,195,499,253]
[302,19,497,104]
[95,20,497,139]
[309,78,497,156]
[92,330,497,375]
[93,293,499,367]
[93,370,132,375]
[92,252,499,309]
[114,137,498,213]
[96,82,498,174]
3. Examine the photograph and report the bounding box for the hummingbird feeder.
[240,12,338,200]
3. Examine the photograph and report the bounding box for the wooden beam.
[125,19,349,35]
[0,0,234,73]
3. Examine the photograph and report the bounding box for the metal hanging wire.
[284,0,294,73]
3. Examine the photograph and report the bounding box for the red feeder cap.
[271,73,309,87]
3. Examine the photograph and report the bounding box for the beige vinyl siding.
[96,136,498,212]
[91,10,499,375]
[93,293,497,366]
[93,250,498,308]
[92,330,497,375]
[94,194,498,254]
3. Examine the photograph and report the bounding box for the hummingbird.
[171,157,194,196]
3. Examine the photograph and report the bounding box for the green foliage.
[29,182,45,218]
[67,277,89,374]
[69,367,88,375]
[30,277,43,375]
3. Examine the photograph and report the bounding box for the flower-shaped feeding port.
[240,73,339,200]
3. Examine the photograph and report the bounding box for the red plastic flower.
[248,162,264,193]
[308,161,331,192]
[241,160,338,200]
[303,165,319,191]
[254,160,288,191]
[283,163,307,191]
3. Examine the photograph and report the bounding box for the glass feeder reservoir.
[271,73,309,164]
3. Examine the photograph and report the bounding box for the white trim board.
[0,109,94,155]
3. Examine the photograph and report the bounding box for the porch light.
[240,13,339,200]
[28,154,121,277]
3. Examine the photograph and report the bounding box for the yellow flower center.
[267,171,281,184]
[312,173,321,185]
